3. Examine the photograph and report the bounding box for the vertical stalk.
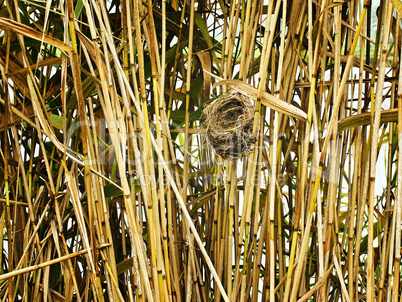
[393,12,402,302]
[183,0,195,202]
[367,2,391,300]
[2,76,12,302]
[184,1,195,299]
[227,159,237,299]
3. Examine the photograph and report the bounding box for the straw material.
[203,92,255,159]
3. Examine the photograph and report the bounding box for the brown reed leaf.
[0,18,73,53]
[213,79,307,121]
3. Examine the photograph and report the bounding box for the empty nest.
[202,92,255,160]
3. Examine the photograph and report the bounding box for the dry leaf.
[0,18,73,53]
[391,0,402,17]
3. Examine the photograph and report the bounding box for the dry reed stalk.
[367,2,392,300]
[2,0,402,300]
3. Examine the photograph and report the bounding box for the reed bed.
[0,0,401,300]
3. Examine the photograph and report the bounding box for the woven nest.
[202,93,255,160]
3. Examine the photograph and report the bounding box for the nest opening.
[202,93,255,160]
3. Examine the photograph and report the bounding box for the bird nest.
[202,93,255,160]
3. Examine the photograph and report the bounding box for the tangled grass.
[203,93,255,160]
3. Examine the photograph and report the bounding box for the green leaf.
[190,72,204,102]
[49,114,64,130]
[75,0,84,18]
[194,13,214,51]
[170,106,204,125]
[194,13,221,72]
[91,181,142,201]
[49,114,109,149]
